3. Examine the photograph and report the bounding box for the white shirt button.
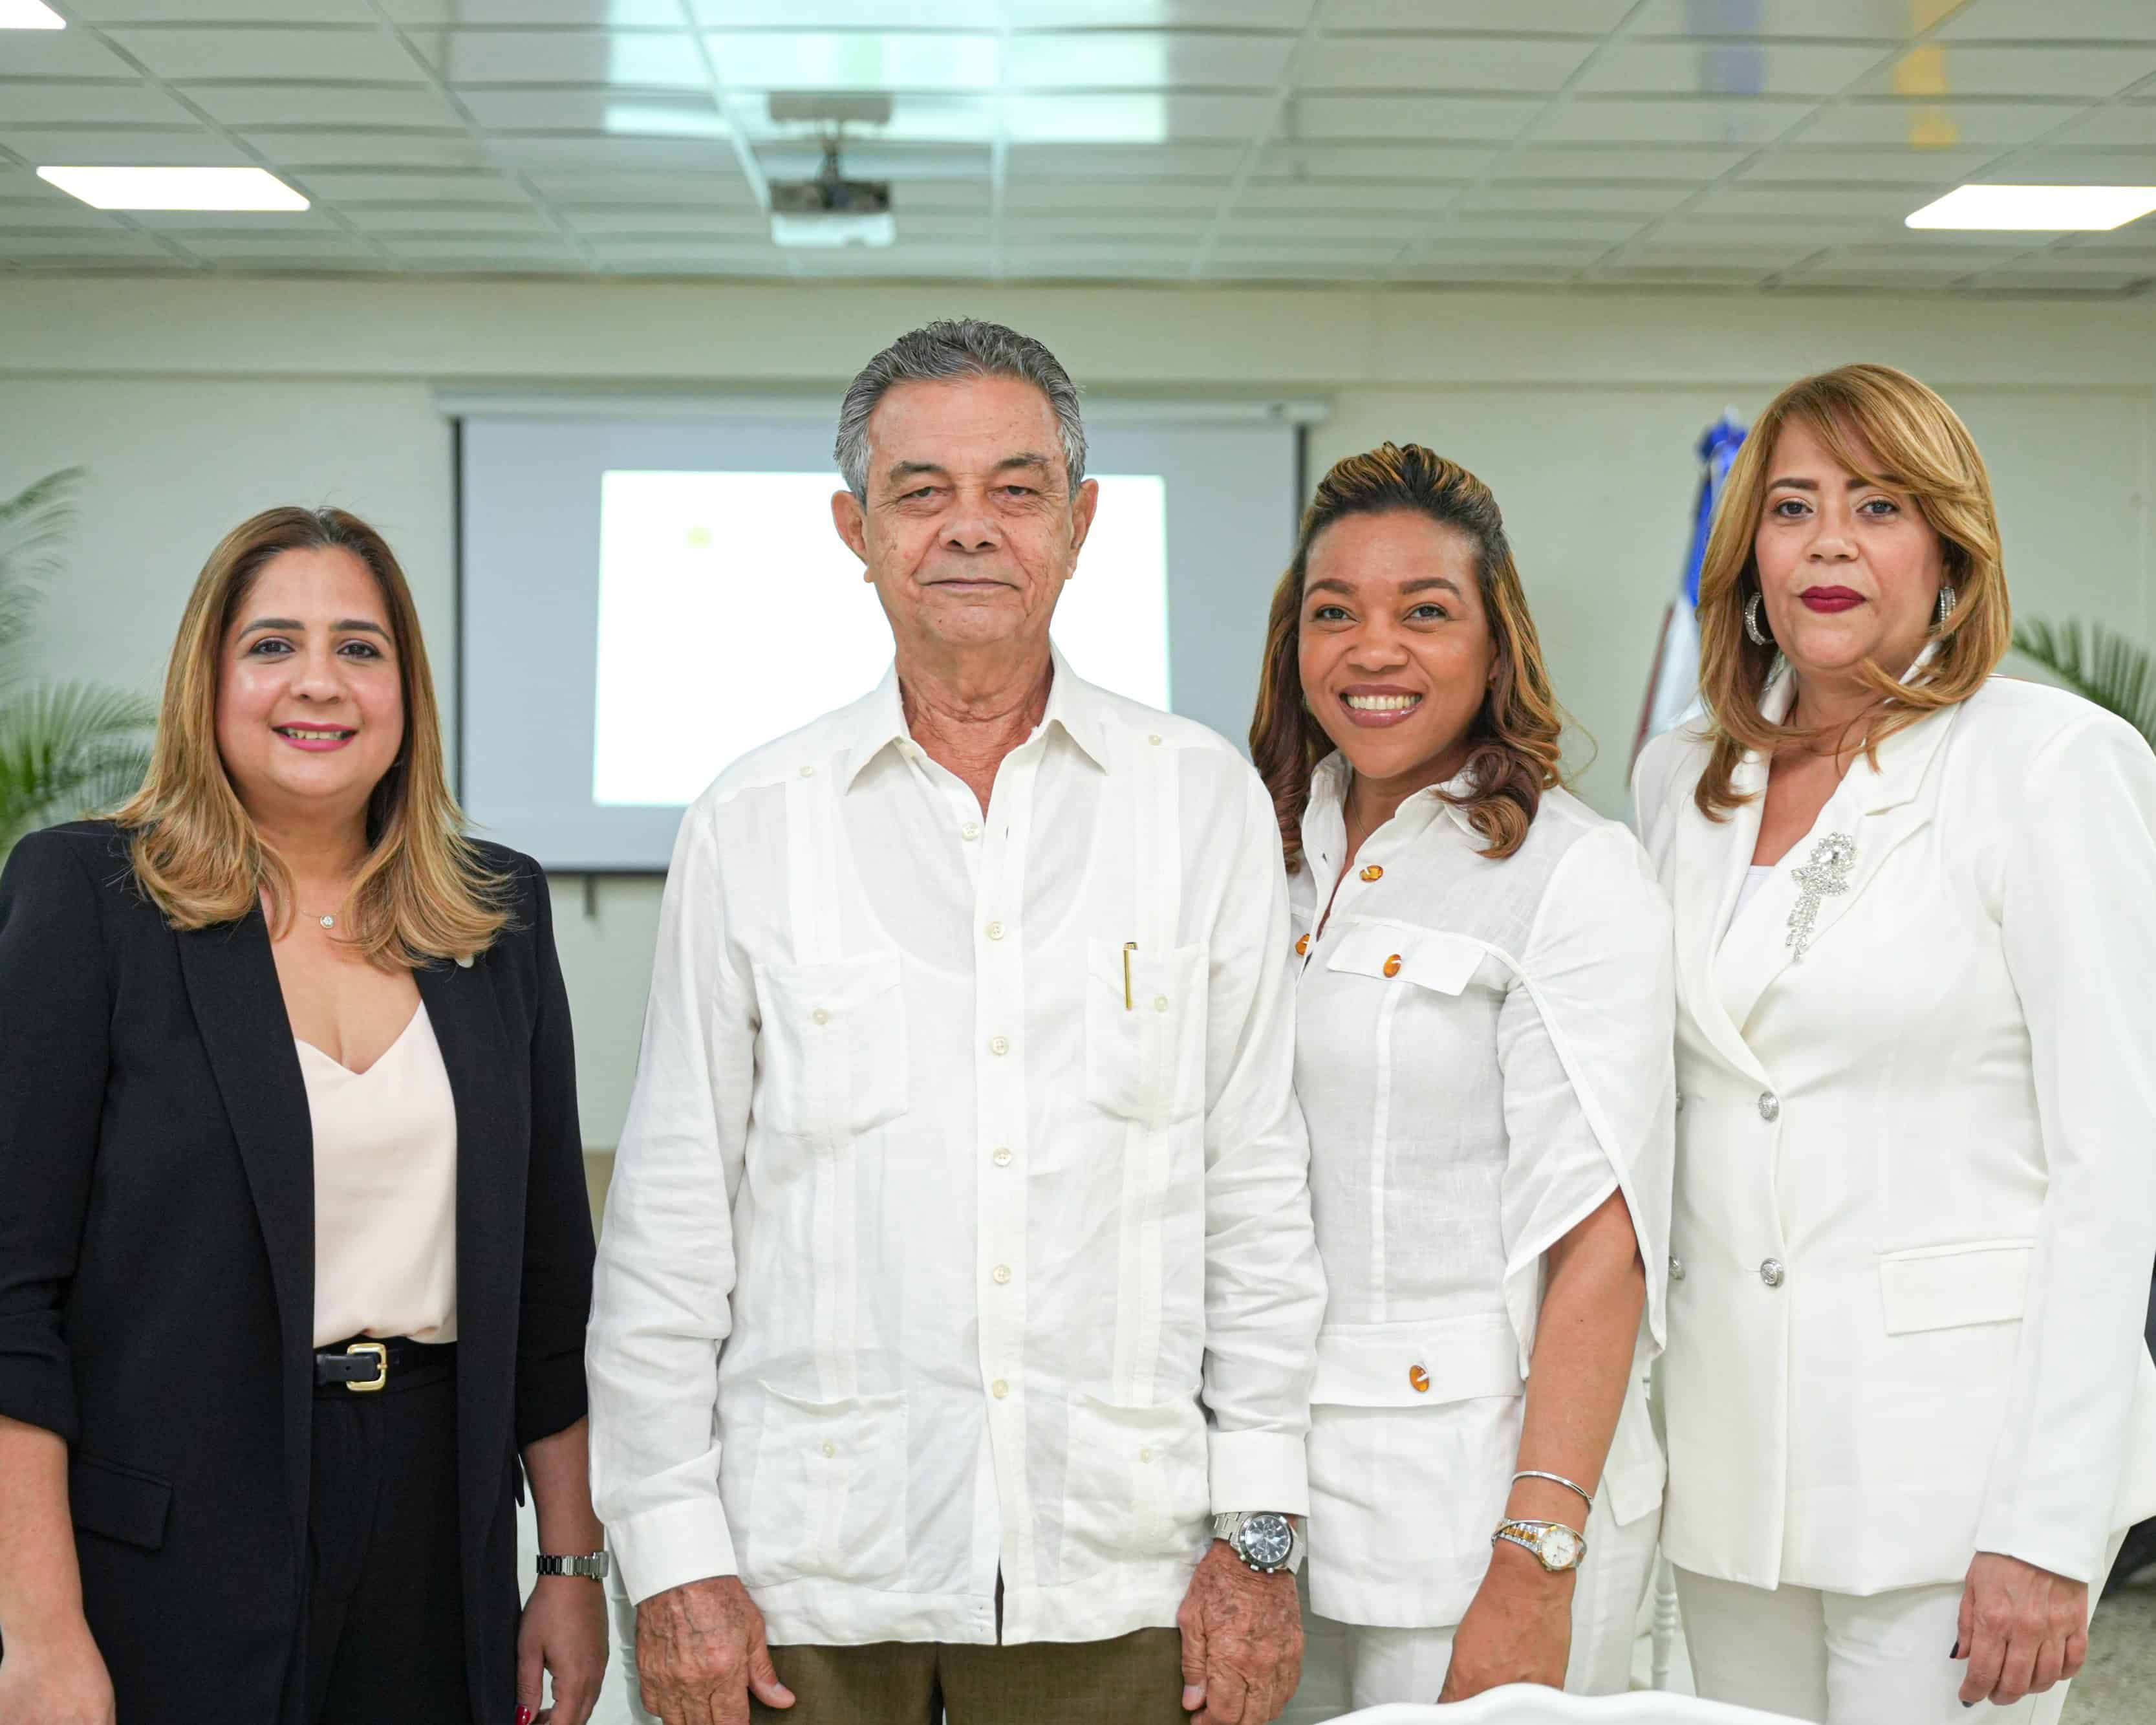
[1758,1092,1780,1122]
[991,1378,1009,1400]
[1148,733,1162,746]
[799,764,815,777]
[962,821,981,841]
[991,1264,1012,1285]
[991,1147,1013,1167]
[986,920,1005,941]
[1760,1259,1786,1288]
[1138,1448,1153,1464]
[821,1440,837,1458]
[810,1008,830,1026]
[1152,995,1169,1014]
[1669,1255,1687,1282]
[989,1035,1010,1056]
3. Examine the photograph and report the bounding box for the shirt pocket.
[753,950,910,1139]
[1061,1393,1211,1571]
[1326,921,1485,995]
[1877,1238,2036,1335]
[742,1382,909,1588]
[1084,937,1209,1126]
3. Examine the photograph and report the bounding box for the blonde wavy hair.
[114,506,509,967]
[1694,363,2011,819]
[1250,442,1566,870]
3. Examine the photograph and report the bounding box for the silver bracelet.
[1513,1469,1595,1510]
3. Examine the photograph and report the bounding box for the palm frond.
[0,682,157,851]
[0,467,83,587]
[2010,618,2156,750]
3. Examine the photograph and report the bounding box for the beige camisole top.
[299,1002,460,1349]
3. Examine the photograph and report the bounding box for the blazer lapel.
[175,910,315,1550]
[414,954,524,1580]
[1670,744,1774,1085]
[1721,699,1961,1031]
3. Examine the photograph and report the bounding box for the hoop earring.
[1744,591,1773,647]
[1934,583,1958,632]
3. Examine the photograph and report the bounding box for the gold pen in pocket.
[1123,940,1137,1010]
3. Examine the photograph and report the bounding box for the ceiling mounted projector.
[767,94,895,248]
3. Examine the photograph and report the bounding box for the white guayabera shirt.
[1289,754,1676,1627]
[588,649,1326,1649]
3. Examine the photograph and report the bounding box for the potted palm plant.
[0,469,156,860]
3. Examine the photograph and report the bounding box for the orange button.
[1383,953,1402,977]
[1360,864,1384,882]
[1408,1363,1430,1394]
[1295,934,1310,956]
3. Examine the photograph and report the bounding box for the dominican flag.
[1632,415,1749,765]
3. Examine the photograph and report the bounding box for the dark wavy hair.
[1249,442,1564,872]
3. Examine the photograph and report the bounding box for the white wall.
[5,275,2151,1148]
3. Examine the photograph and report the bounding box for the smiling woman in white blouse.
[1632,363,2156,1724]
[1254,444,1677,1711]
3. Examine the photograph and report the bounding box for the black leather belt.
[313,1336,455,1395]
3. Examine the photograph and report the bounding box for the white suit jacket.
[1634,674,2156,1594]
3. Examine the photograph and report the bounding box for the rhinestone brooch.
[1785,832,1855,962]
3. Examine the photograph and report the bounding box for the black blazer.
[0,821,596,1725]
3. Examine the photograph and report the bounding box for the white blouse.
[301,1002,460,1350]
[1289,755,1676,1627]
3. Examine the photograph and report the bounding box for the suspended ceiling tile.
[1008,32,1293,91]
[756,139,989,179]
[1290,94,1544,140]
[1735,144,1996,180]
[1458,179,1701,212]
[1295,36,1596,94]
[388,231,577,254]
[182,85,465,129]
[1328,1,1631,30]
[1626,0,1919,38]
[1,230,177,255]
[0,125,239,164]
[1802,98,2086,148]
[102,27,420,83]
[1238,178,1461,212]
[385,0,685,21]
[524,168,755,203]
[1577,41,1888,98]
[560,206,768,236]
[1004,210,1204,239]
[1006,177,1222,210]
[704,31,998,93]
[1005,92,1272,142]
[1691,180,1948,217]
[0,79,198,125]
[425,29,708,87]
[681,0,999,21]
[1009,0,1316,22]
[725,91,997,144]
[1540,94,1813,145]
[456,88,709,131]
[1259,142,1501,180]
[178,232,379,258]
[243,127,490,168]
[300,167,530,201]
[1854,43,2156,100]
[1006,142,1243,176]
[2050,105,2156,148]
[479,132,742,171]
[0,199,129,229]
[68,0,367,18]
[1936,0,2156,40]
[0,28,136,78]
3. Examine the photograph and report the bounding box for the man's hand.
[1436,1541,1574,1701]
[0,1617,116,1725]
[1177,1541,1302,1725]
[1954,1552,2090,1709]
[634,1576,795,1725]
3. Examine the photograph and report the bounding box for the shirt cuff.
[1207,1428,1309,1517]
[1972,1510,2106,1589]
[608,1498,741,1606]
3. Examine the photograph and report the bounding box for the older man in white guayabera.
[587,319,1327,1725]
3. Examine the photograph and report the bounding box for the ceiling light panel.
[1906,184,2156,230]
[37,165,310,211]
[0,0,63,27]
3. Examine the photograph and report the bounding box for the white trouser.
[1674,1541,2121,1725]
[1282,1503,1661,1719]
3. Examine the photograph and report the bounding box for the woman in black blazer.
[0,507,605,1725]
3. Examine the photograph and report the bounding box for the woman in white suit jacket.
[1633,363,2156,1725]
[1260,445,1676,1713]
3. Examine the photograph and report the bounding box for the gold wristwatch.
[1491,1518,1586,1574]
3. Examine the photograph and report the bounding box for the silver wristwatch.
[1213,1511,1304,1576]
[535,1550,610,1580]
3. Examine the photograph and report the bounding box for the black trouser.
[305,1345,473,1724]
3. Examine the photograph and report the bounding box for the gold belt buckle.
[345,1340,389,1393]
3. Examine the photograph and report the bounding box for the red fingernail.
[517,1707,532,1725]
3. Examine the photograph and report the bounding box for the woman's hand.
[1435,1542,1574,1701]
[517,1575,609,1725]
[0,1618,116,1725]
[1954,1552,2090,1709]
